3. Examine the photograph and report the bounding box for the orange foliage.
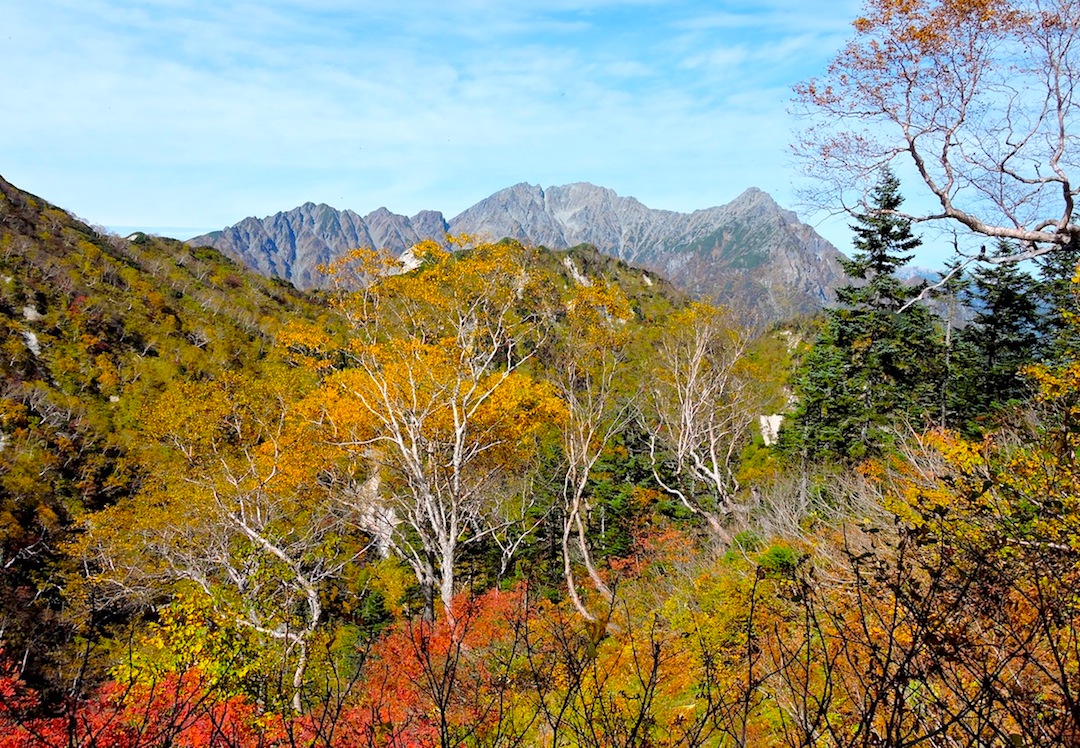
[0,590,534,748]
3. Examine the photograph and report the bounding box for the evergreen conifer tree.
[781,169,943,461]
[1036,237,1080,363]
[952,241,1042,432]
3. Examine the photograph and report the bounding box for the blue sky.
[3,0,864,250]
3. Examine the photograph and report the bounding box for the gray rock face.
[191,203,450,290]
[189,182,846,317]
[451,183,845,316]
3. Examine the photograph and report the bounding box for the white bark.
[81,401,361,713]
[797,0,1080,264]
[331,246,547,622]
[646,306,757,544]
[554,285,635,622]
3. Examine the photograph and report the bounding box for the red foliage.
[0,590,531,747]
[0,655,272,748]
[346,587,529,747]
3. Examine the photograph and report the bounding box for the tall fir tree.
[835,168,923,311]
[951,241,1043,433]
[780,169,943,461]
[1036,235,1080,363]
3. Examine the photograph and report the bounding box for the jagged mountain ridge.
[190,203,450,290]
[189,182,846,316]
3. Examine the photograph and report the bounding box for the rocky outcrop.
[452,183,845,316]
[189,182,846,317]
[190,203,449,290]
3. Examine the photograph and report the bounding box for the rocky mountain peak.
[188,183,846,318]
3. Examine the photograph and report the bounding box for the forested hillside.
[0,173,328,696]
[2,154,1080,747]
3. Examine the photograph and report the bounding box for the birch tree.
[549,282,637,623]
[313,239,563,623]
[796,0,1080,265]
[644,303,760,544]
[79,372,361,713]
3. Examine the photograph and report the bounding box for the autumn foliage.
[796,0,1080,262]
[6,162,1080,745]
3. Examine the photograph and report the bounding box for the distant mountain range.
[189,183,847,317]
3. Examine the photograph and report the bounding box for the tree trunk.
[421,551,437,622]
[440,546,457,626]
[291,637,308,713]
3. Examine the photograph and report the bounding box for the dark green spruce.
[780,169,943,461]
[951,241,1043,434]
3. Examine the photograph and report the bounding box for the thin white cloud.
[1,0,865,254]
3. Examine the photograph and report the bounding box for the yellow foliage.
[113,587,259,694]
[365,556,413,613]
[94,353,121,393]
[277,319,337,370]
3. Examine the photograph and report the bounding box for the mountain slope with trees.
[189,182,845,318]
[0,172,328,697]
[6,26,1080,737]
